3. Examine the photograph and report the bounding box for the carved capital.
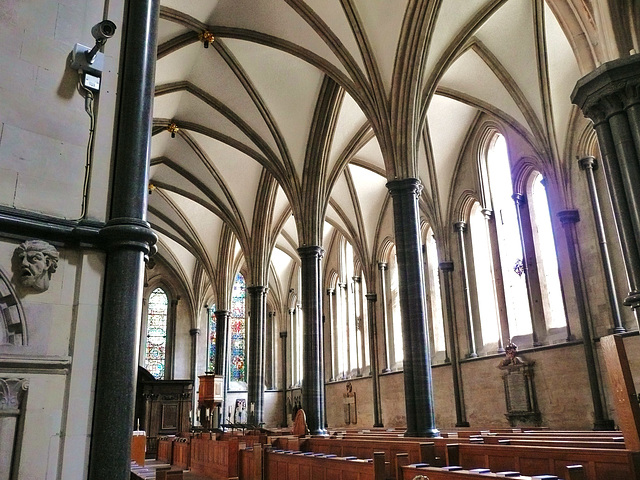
[439,261,454,272]
[0,378,29,411]
[578,156,598,171]
[386,177,423,198]
[558,209,580,225]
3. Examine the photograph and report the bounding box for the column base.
[466,353,478,359]
[373,423,384,428]
[455,421,470,428]
[624,291,640,309]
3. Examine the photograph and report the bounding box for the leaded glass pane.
[145,287,168,379]
[230,273,246,382]
[208,306,217,372]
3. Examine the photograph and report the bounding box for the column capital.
[378,262,388,271]
[454,221,467,232]
[578,156,598,171]
[214,309,229,318]
[297,245,325,259]
[365,293,377,302]
[439,260,454,272]
[352,276,361,283]
[572,54,640,120]
[279,331,288,338]
[189,328,201,336]
[247,285,267,295]
[558,209,580,225]
[481,208,493,219]
[386,177,423,198]
[512,192,526,206]
[326,288,335,295]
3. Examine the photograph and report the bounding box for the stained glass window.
[145,287,168,379]
[230,273,246,382]
[207,305,217,372]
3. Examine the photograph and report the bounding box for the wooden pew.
[157,437,173,464]
[172,438,190,470]
[190,436,239,480]
[444,443,640,480]
[401,462,587,480]
[239,444,263,480]
[481,436,626,449]
[266,449,386,480]
[301,436,437,476]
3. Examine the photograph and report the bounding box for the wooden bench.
[301,437,437,477]
[400,461,586,480]
[172,439,190,470]
[190,436,239,480]
[444,443,640,480]
[239,444,264,480]
[266,449,386,480]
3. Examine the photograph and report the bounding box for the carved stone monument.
[498,343,541,427]
[343,382,357,425]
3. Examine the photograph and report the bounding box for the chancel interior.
[2,1,640,479]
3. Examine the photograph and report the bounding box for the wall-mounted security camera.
[70,20,117,91]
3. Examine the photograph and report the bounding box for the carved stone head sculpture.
[15,240,59,292]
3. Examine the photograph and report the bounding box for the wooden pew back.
[266,450,385,480]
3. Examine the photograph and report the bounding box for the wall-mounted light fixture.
[148,183,156,195]
[167,123,179,138]
[200,31,215,48]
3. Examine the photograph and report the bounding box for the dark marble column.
[280,331,288,427]
[189,327,200,427]
[88,2,159,478]
[439,261,469,427]
[579,156,626,332]
[454,221,477,357]
[378,262,391,372]
[572,54,640,311]
[326,288,336,381]
[298,245,327,435]
[168,297,180,379]
[386,178,438,437]
[366,292,383,427]
[512,193,546,345]
[214,309,230,422]
[558,210,614,430]
[247,285,267,424]
[266,312,275,389]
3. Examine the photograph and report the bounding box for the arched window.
[388,246,404,368]
[230,273,246,383]
[207,305,217,372]
[529,172,566,331]
[145,287,168,379]
[424,227,447,361]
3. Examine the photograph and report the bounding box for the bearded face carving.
[15,240,59,292]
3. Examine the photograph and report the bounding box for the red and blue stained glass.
[145,287,168,379]
[230,273,246,382]
[208,306,217,372]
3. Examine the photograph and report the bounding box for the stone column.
[558,210,614,430]
[512,193,546,345]
[571,54,640,311]
[326,288,336,381]
[247,286,267,424]
[89,2,159,478]
[214,309,230,421]
[378,262,391,372]
[280,331,288,427]
[189,327,200,427]
[439,261,469,427]
[454,221,477,357]
[266,312,275,389]
[366,293,383,427]
[289,307,296,386]
[298,245,327,435]
[386,178,438,437]
[579,156,626,333]
[168,297,179,379]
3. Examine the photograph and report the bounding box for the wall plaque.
[498,343,541,427]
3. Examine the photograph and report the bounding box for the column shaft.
[366,293,383,427]
[298,246,327,435]
[280,331,288,427]
[247,286,267,424]
[378,263,391,372]
[454,222,477,357]
[89,1,159,478]
[189,327,200,427]
[579,157,625,332]
[558,210,613,430]
[214,310,230,421]
[387,178,438,437]
[439,261,468,427]
[326,289,336,381]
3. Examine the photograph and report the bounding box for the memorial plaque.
[498,343,540,426]
[505,370,529,412]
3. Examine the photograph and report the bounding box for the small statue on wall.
[343,382,357,424]
[498,342,526,370]
[14,240,59,292]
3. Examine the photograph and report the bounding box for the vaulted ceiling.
[148,0,589,318]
